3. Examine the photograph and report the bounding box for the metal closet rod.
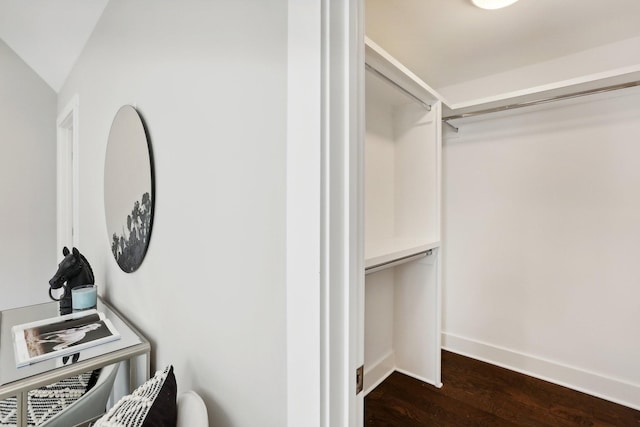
[443,80,640,131]
[365,63,432,111]
[365,249,433,274]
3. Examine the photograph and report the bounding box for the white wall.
[0,39,56,311]
[442,87,640,409]
[58,2,287,426]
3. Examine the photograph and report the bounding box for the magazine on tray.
[12,309,120,367]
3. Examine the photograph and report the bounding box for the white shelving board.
[365,37,444,106]
[364,73,441,269]
[365,39,442,270]
[443,64,640,122]
[365,238,440,271]
[363,36,443,395]
[363,248,442,394]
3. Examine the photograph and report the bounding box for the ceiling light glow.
[471,0,520,10]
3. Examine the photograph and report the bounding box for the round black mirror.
[104,105,154,272]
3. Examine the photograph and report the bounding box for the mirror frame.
[104,105,154,273]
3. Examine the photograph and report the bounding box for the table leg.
[129,359,136,394]
[16,391,27,427]
[129,352,150,393]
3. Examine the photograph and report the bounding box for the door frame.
[56,95,80,253]
[286,1,363,426]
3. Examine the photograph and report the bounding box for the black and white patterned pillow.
[0,370,98,426]
[93,365,176,427]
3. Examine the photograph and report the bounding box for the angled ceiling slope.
[0,0,108,92]
[4,0,640,95]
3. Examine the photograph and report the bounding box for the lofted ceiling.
[366,0,640,90]
[0,0,108,92]
[1,1,639,93]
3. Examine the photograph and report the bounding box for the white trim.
[285,1,361,425]
[56,95,80,253]
[286,2,322,426]
[433,102,443,387]
[442,332,640,411]
[363,351,395,396]
[285,1,362,426]
[320,0,363,426]
[350,0,365,424]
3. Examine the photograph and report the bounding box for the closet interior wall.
[441,86,640,410]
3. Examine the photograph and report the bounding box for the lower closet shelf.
[365,239,440,271]
[364,248,442,395]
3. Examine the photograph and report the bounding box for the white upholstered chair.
[62,372,208,427]
[176,391,209,427]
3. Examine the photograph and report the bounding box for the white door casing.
[56,95,80,255]
[286,0,363,426]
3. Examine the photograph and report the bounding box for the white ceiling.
[0,0,108,92]
[366,0,640,89]
[1,1,639,93]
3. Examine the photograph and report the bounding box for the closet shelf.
[365,239,440,271]
[442,65,640,125]
[365,37,444,106]
[364,36,443,394]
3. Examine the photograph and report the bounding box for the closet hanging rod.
[365,63,432,111]
[365,249,433,274]
[443,80,640,123]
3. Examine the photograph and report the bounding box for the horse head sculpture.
[49,247,95,315]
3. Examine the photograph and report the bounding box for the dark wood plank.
[365,351,640,427]
[366,371,520,427]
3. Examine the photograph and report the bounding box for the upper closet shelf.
[365,37,445,107]
[442,64,640,125]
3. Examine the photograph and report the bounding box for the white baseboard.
[364,350,443,396]
[442,332,640,411]
[363,351,395,396]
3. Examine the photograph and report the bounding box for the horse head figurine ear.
[48,247,95,315]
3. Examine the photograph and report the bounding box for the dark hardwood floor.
[365,351,640,426]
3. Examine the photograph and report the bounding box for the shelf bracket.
[443,120,459,133]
